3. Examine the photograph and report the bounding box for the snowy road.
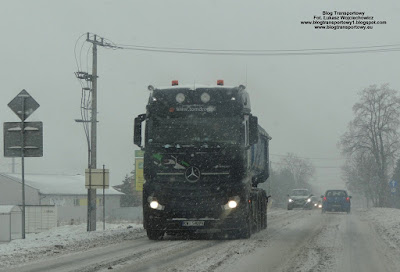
[2,209,400,272]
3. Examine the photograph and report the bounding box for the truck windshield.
[147,117,241,145]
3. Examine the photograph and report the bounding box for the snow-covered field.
[0,222,144,269]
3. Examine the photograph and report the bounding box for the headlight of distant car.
[288,198,293,203]
[307,198,311,203]
[318,204,322,208]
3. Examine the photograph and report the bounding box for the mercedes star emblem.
[185,166,201,183]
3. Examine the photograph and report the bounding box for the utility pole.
[87,33,99,231]
[75,33,118,232]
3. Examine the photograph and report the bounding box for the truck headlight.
[147,197,165,210]
[307,198,311,203]
[222,196,240,210]
[150,201,159,209]
[288,199,293,203]
[228,200,238,209]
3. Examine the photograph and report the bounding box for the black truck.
[134,80,271,240]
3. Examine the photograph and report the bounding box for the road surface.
[2,209,399,272]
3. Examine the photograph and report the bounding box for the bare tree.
[341,152,379,207]
[339,84,400,206]
[265,153,315,207]
[281,153,315,188]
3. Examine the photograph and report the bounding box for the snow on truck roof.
[153,84,240,91]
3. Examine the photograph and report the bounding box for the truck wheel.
[238,221,251,239]
[256,198,262,232]
[238,208,252,239]
[261,201,267,229]
[147,230,165,240]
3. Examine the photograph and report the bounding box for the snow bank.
[360,208,400,250]
[0,222,144,269]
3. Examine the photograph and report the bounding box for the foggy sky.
[0,0,399,193]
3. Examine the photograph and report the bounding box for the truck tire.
[147,230,165,240]
[261,198,267,229]
[239,221,251,239]
[238,207,252,239]
[255,197,261,232]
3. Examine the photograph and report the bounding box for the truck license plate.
[182,221,205,227]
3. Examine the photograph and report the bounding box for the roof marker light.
[201,92,210,103]
[176,93,185,103]
[217,80,224,86]
[172,80,179,86]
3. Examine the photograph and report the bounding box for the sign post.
[4,89,42,239]
[389,180,398,208]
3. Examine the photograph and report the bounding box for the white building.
[0,173,40,205]
[0,173,142,225]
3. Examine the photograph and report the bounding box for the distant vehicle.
[309,196,319,209]
[316,200,322,209]
[287,189,313,210]
[321,190,351,213]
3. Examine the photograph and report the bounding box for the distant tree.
[391,158,400,183]
[339,84,400,207]
[280,153,315,188]
[119,175,141,207]
[390,159,400,208]
[341,152,379,207]
[265,153,315,207]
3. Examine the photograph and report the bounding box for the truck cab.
[134,80,271,239]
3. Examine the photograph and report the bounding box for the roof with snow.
[3,173,123,195]
[0,205,21,214]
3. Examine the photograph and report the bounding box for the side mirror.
[134,114,146,148]
[249,115,258,145]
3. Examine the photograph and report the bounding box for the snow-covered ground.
[360,208,400,249]
[1,208,400,271]
[0,222,144,269]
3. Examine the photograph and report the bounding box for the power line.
[271,161,342,169]
[116,43,400,52]
[76,32,400,56]
[270,153,346,161]
[115,43,400,56]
